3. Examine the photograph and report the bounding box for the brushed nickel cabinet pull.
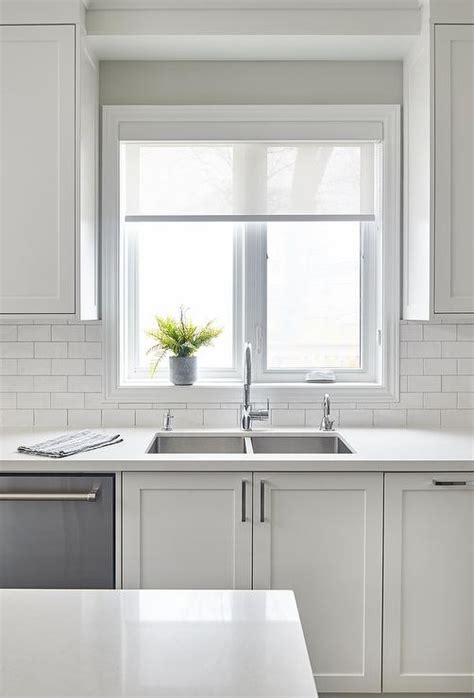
[432,480,473,487]
[260,480,266,523]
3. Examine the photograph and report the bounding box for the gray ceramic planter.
[169,356,198,385]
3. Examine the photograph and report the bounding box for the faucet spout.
[241,342,270,431]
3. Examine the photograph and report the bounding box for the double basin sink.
[147,433,354,455]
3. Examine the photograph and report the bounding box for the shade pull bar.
[125,214,376,223]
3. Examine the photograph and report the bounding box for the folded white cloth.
[17,430,123,458]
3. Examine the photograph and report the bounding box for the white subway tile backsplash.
[34,376,67,392]
[400,358,423,375]
[457,325,474,341]
[458,393,474,409]
[34,342,67,359]
[339,409,373,427]
[271,409,305,427]
[391,393,423,409]
[85,359,103,375]
[51,392,85,409]
[406,342,441,358]
[441,409,474,427]
[203,409,239,427]
[1,320,473,429]
[0,393,16,408]
[85,325,102,342]
[458,359,474,374]
[84,393,116,409]
[407,375,441,393]
[34,409,67,427]
[0,342,33,358]
[52,325,84,342]
[68,376,102,393]
[407,409,441,427]
[17,359,51,375]
[423,358,457,375]
[173,409,203,428]
[0,326,18,341]
[442,375,474,392]
[136,409,164,427]
[423,324,457,341]
[102,409,135,427]
[442,342,474,358]
[373,410,406,427]
[67,410,102,427]
[423,392,457,409]
[0,409,33,426]
[0,359,17,375]
[0,376,33,392]
[17,392,50,409]
[400,324,423,341]
[52,359,85,375]
[68,342,101,359]
[18,325,50,341]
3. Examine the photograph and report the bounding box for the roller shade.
[122,141,376,220]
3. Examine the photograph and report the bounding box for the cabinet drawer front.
[434,24,474,314]
[384,472,474,692]
[0,25,75,314]
[122,472,252,590]
[253,472,383,693]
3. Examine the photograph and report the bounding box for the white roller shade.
[122,141,376,220]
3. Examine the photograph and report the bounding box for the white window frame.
[102,104,400,404]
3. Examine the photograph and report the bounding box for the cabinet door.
[0,25,75,314]
[253,473,383,693]
[384,473,474,692]
[434,25,474,314]
[123,472,252,590]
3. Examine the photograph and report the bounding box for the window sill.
[106,380,399,405]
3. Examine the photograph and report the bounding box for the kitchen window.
[103,106,400,402]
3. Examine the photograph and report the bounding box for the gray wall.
[99,60,403,105]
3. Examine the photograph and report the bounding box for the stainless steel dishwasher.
[0,474,115,588]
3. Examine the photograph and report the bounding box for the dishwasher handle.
[0,485,100,502]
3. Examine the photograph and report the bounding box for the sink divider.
[244,437,254,455]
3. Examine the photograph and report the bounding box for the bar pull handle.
[0,486,100,502]
[241,480,247,523]
[260,480,266,523]
[432,480,473,487]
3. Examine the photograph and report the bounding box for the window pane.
[128,222,235,372]
[266,221,361,369]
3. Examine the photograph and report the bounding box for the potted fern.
[146,308,222,385]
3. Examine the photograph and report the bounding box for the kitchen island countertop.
[0,588,317,698]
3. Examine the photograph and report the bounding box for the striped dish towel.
[17,430,123,458]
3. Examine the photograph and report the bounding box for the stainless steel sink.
[147,435,247,454]
[249,434,353,454]
[146,433,353,455]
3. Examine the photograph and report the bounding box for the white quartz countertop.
[0,589,317,698]
[0,427,472,471]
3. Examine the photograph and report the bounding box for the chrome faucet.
[241,343,270,431]
[319,393,335,431]
[162,409,174,431]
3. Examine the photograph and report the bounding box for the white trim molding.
[102,104,400,404]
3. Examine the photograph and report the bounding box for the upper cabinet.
[434,24,474,314]
[403,4,474,320]
[0,22,99,318]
